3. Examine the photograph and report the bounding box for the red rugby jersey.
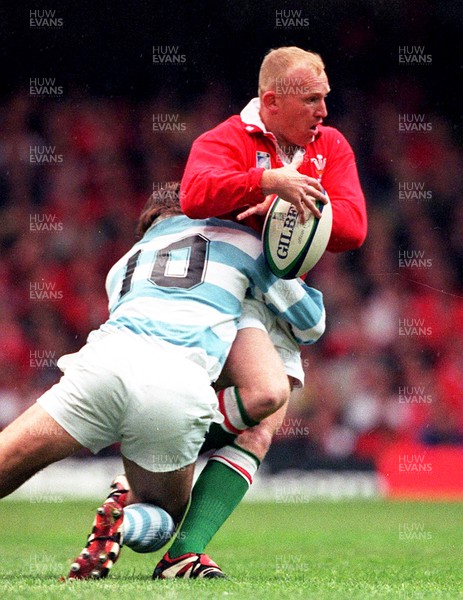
[181,98,367,252]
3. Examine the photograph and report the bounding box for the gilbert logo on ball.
[263,193,333,279]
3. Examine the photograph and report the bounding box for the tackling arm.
[250,264,326,345]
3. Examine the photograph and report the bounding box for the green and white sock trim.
[209,443,260,486]
[217,386,259,435]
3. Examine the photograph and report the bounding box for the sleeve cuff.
[246,167,266,204]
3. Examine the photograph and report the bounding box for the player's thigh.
[0,403,82,490]
[36,334,132,455]
[221,327,288,390]
[122,456,194,525]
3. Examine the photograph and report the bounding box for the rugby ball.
[123,503,175,553]
[263,194,332,279]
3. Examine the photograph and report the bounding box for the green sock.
[168,453,257,557]
[200,421,237,453]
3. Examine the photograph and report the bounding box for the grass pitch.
[0,499,461,599]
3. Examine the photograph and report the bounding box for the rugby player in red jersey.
[152,46,367,579]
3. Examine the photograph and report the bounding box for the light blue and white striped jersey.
[103,216,325,382]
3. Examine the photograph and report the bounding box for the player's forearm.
[261,279,326,345]
[287,283,326,344]
[290,307,326,344]
[260,168,279,196]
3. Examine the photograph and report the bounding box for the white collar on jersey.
[240,97,270,133]
[239,97,306,166]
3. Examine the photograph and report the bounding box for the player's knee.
[249,380,290,421]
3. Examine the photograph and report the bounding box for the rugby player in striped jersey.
[0,185,325,580]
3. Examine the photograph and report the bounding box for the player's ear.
[261,90,278,114]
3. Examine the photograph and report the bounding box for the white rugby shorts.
[37,328,221,472]
[238,297,304,387]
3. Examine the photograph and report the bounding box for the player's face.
[273,68,330,148]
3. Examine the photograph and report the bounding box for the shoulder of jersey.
[197,115,241,140]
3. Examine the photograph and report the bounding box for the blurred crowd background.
[1,0,462,471]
